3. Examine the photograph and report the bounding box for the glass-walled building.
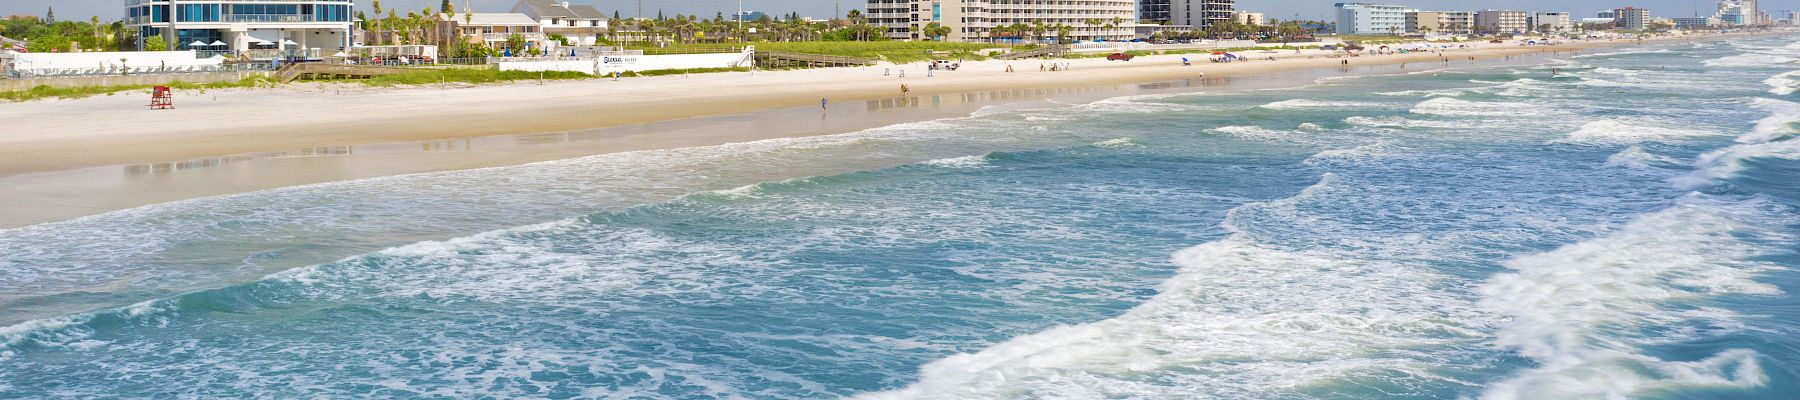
[125,0,354,59]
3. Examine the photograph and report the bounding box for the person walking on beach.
[821,98,828,110]
[900,84,910,95]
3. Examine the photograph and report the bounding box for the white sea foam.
[1552,119,1719,145]
[919,155,993,169]
[1374,87,1472,97]
[1704,53,1799,68]
[1672,99,1800,188]
[1256,99,1386,111]
[1209,125,1298,142]
[1307,141,1391,162]
[861,175,1489,399]
[1092,137,1141,148]
[1571,48,1672,59]
[1765,71,1800,96]
[1345,115,1481,129]
[1476,204,1783,399]
[1602,146,1680,169]
[1409,98,1539,117]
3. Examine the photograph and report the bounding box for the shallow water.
[3,36,1799,398]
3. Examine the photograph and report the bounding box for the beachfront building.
[1138,1,1234,29]
[1335,3,1415,35]
[511,0,609,46]
[1234,11,1265,26]
[865,0,1138,43]
[441,13,552,53]
[124,0,354,59]
[1715,0,1757,25]
[1613,7,1651,30]
[1532,12,1572,33]
[1405,11,1472,35]
[1474,10,1528,35]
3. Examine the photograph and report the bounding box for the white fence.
[496,47,755,75]
[8,50,222,73]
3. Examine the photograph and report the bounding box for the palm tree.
[921,22,949,41]
[1054,24,1072,44]
[1030,22,1048,44]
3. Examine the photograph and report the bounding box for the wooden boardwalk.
[995,45,1066,60]
[755,52,878,69]
[275,64,421,83]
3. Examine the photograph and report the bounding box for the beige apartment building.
[1406,11,1473,35]
[1475,9,1529,34]
[867,0,1138,42]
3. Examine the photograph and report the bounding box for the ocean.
[2,35,1798,399]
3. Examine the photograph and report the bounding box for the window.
[177,4,220,22]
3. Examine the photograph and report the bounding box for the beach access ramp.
[994,45,1067,60]
[275,63,418,84]
[754,52,878,69]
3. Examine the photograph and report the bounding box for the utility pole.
[738,0,744,42]
[638,0,643,19]
[835,1,841,19]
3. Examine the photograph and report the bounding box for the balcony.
[481,32,547,41]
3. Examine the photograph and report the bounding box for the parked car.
[1107,53,1135,61]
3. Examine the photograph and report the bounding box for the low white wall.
[496,49,753,75]
[10,51,221,71]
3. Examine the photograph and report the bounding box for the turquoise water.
[3,35,1800,398]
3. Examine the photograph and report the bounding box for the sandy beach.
[0,37,1696,227]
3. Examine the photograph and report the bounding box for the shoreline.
[0,36,1727,228]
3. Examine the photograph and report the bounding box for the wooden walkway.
[994,45,1066,60]
[755,52,878,69]
[275,63,421,83]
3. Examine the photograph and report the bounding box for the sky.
[7,1,1799,23]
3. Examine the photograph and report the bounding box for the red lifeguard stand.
[148,86,173,110]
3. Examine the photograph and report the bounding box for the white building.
[124,0,354,59]
[447,13,551,52]
[1532,12,1572,32]
[866,0,1137,43]
[1336,3,1415,35]
[1475,10,1529,34]
[1139,0,1235,29]
[1613,7,1651,30]
[511,0,609,46]
[1716,0,1757,25]
[1234,11,1265,26]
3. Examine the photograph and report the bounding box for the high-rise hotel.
[125,0,354,57]
[866,0,1137,43]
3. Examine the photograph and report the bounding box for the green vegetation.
[0,76,273,102]
[2,12,134,51]
[360,68,591,87]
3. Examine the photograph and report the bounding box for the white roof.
[462,13,540,26]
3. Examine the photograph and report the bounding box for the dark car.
[1107,53,1135,61]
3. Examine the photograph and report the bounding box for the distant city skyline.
[5,0,1797,23]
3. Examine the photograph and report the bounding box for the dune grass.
[0,76,273,102]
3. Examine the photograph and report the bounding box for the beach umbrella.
[281,39,298,46]
[188,40,208,47]
[255,40,275,46]
[209,40,227,47]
